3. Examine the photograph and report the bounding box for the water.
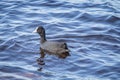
[0,0,120,80]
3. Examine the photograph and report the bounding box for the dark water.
[0,0,120,80]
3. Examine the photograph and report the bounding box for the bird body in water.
[33,26,70,66]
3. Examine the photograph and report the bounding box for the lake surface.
[0,0,120,80]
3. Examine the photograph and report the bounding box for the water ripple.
[0,0,120,80]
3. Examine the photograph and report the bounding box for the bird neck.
[39,32,46,43]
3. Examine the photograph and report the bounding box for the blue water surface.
[0,0,120,80]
